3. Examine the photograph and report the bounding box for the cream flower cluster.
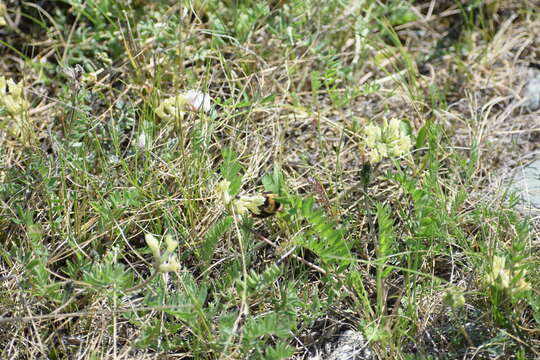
[0,1,6,27]
[155,89,211,121]
[364,118,412,164]
[0,76,30,118]
[216,179,265,216]
[485,255,530,295]
[145,233,180,273]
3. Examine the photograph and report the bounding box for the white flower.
[184,90,211,112]
[137,131,147,149]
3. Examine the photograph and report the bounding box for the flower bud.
[164,234,178,253]
[145,233,161,259]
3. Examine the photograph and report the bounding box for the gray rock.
[308,330,374,360]
[523,73,540,111]
[510,159,540,213]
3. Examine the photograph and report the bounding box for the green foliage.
[137,272,212,353]
[24,221,59,299]
[220,147,243,195]
[261,166,284,194]
[386,1,417,26]
[243,312,292,342]
[1,1,538,358]
[480,216,533,328]
[238,263,282,294]
[375,203,396,278]
[290,197,351,270]
[310,70,321,100]
[54,1,125,68]
[209,1,272,44]
[311,50,356,107]
[238,282,299,358]
[264,342,296,360]
[199,216,234,269]
[163,273,209,323]
[62,0,125,27]
[82,247,134,292]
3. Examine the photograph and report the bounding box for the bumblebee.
[253,193,282,218]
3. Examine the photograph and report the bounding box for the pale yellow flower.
[155,94,187,121]
[365,124,381,148]
[3,96,19,114]
[0,77,30,116]
[386,118,401,139]
[155,90,212,121]
[491,256,506,279]
[82,68,104,85]
[159,254,180,272]
[364,118,412,164]
[0,76,6,95]
[8,78,23,98]
[0,76,32,143]
[145,233,161,259]
[0,2,6,27]
[515,277,531,293]
[368,148,382,164]
[395,135,412,155]
[216,179,233,205]
[444,287,465,309]
[486,255,510,288]
[164,234,178,253]
[378,143,388,158]
[232,195,265,216]
[485,255,531,295]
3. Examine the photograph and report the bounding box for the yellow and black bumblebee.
[253,193,282,218]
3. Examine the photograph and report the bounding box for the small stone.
[523,73,540,111]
